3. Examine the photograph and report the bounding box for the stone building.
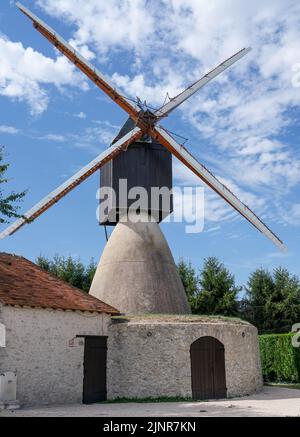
[0,250,263,408]
[0,253,118,408]
[108,315,263,400]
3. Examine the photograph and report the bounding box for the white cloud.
[280,203,300,226]
[0,125,20,134]
[32,120,119,153]
[217,176,266,212]
[37,0,155,57]
[74,111,86,119]
[0,34,87,114]
[39,134,66,142]
[173,158,264,213]
[57,120,120,154]
[111,72,182,109]
[173,161,237,224]
[82,121,119,146]
[4,0,300,230]
[205,226,221,234]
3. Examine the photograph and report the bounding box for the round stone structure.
[90,214,190,315]
[107,315,263,400]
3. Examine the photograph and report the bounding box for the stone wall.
[0,304,7,362]
[0,305,110,406]
[107,317,263,399]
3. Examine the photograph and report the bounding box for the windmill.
[0,3,286,313]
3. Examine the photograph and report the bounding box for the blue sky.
[0,0,300,288]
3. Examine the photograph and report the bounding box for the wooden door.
[83,336,107,404]
[190,336,226,400]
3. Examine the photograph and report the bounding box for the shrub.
[259,333,300,383]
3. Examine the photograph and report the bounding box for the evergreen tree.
[196,257,241,316]
[241,268,274,332]
[271,267,300,333]
[242,267,300,333]
[0,147,26,223]
[83,258,98,292]
[36,255,97,292]
[177,258,199,312]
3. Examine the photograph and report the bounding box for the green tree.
[196,257,241,316]
[242,267,300,334]
[36,255,97,292]
[177,258,199,312]
[240,268,274,332]
[269,267,300,333]
[0,147,26,223]
[83,258,98,292]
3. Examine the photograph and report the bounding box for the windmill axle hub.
[138,110,158,130]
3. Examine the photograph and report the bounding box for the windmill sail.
[16,2,141,124]
[156,48,251,118]
[151,126,286,251]
[10,3,285,251]
[0,128,142,239]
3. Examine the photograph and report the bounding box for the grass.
[265,382,300,390]
[111,313,249,325]
[103,396,196,404]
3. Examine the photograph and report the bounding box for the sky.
[0,0,300,288]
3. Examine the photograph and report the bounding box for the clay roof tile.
[0,253,119,315]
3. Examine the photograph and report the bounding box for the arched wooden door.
[190,336,227,400]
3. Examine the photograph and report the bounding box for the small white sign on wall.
[0,323,6,348]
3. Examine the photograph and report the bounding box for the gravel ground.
[1,386,300,417]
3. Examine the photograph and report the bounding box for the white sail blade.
[16,2,141,123]
[0,128,142,239]
[151,126,286,251]
[156,48,251,118]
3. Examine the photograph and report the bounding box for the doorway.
[83,336,107,404]
[190,336,226,400]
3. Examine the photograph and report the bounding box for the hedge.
[259,333,300,383]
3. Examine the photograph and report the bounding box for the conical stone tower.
[89,213,191,315]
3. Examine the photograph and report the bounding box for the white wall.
[0,323,5,348]
[1,305,110,406]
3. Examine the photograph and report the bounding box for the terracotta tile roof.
[0,253,119,314]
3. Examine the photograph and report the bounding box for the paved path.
[1,387,300,417]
